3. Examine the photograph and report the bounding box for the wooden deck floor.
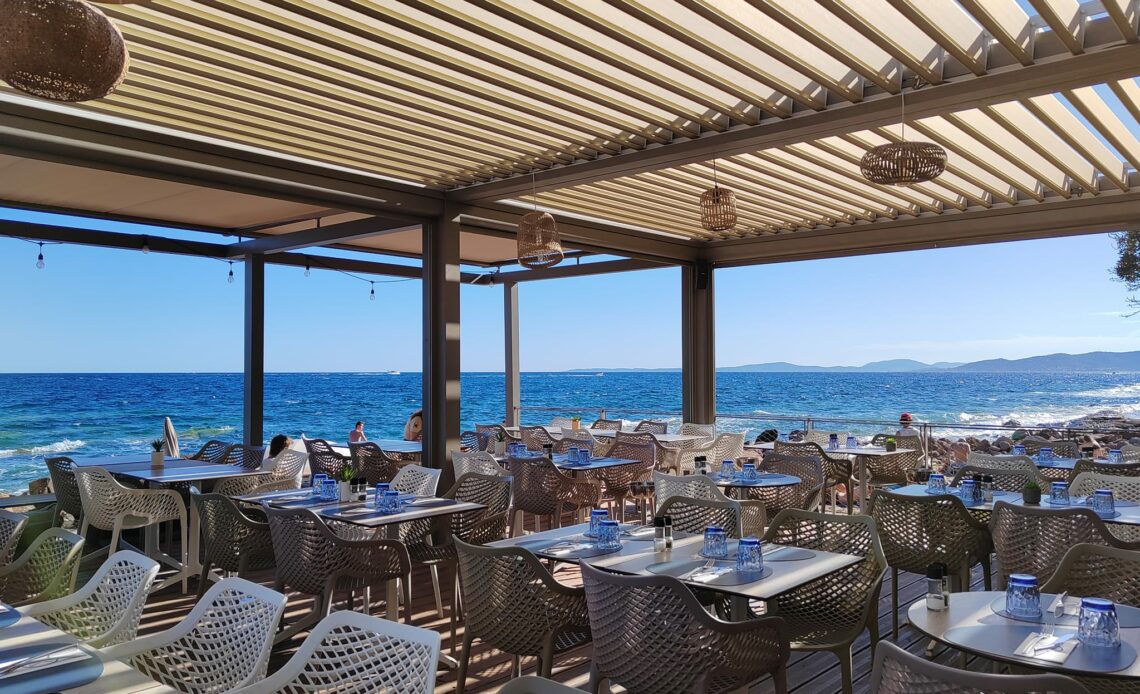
[111,522,995,694]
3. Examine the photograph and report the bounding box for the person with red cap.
[897,413,920,437]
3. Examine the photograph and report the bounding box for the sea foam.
[0,439,86,459]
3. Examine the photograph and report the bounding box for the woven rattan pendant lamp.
[860,86,946,185]
[0,0,129,102]
[699,160,737,232]
[517,171,563,269]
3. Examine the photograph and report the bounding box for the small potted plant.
[1022,479,1041,505]
[338,467,355,503]
[494,430,506,456]
[570,415,581,431]
[149,439,165,467]
[884,437,897,452]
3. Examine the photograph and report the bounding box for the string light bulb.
[35,242,44,270]
[141,237,150,254]
[227,261,235,284]
[304,262,311,277]
[369,282,376,301]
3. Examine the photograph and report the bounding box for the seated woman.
[403,410,423,441]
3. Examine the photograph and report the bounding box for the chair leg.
[196,558,213,600]
[450,570,459,657]
[179,518,189,594]
[402,575,413,625]
[891,567,899,639]
[539,636,555,678]
[588,663,606,693]
[455,633,474,694]
[981,555,993,591]
[429,564,444,618]
[772,663,789,694]
[836,645,854,694]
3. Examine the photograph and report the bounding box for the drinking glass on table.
[567,447,579,464]
[589,508,609,537]
[372,483,390,509]
[740,462,758,482]
[828,434,839,451]
[702,526,728,559]
[1005,574,1041,617]
[1109,449,1123,464]
[846,435,857,449]
[320,479,338,501]
[1050,481,1069,505]
[579,448,591,464]
[311,473,328,497]
[380,489,401,514]
[1091,489,1116,515]
[1078,598,1121,648]
[736,537,763,573]
[927,473,946,493]
[1039,447,1054,463]
[958,479,977,504]
[719,460,735,480]
[596,520,621,551]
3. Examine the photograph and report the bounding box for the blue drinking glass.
[1109,449,1123,464]
[1050,481,1069,505]
[927,473,946,493]
[1012,444,1027,456]
[597,520,621,551]
[1006,574,1041,617]
[1040,447,1054,463]
[373,483,390,509]
[736,537,763,573]
[741,463,758,481]
[1078,597,1121,648]
[589,508,609,537]
[959,479,977,504]
[320,479,338,502]
[311,473,328,497]
[846,436,857,449]
[1092,489,1115,515]
[828,434,839,451]
[567,447,579,464]
[703,526,728,559]
[381,489,401,513]
[580,448,591,464]
[719,460,735,480]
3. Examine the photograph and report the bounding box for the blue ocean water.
[0,371,1137,493]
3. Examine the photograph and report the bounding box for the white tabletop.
[746,442,914,456]
[518,426,704,444]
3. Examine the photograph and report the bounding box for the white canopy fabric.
[163,417,180,458]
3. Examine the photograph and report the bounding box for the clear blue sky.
[0,208,1135,372]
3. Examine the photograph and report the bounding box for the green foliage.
[150,439,165,452]
[1023,479,1040,491]
[1112,231,1140,313]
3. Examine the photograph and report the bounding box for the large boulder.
[28,478,50,495]
[950,441,971,462]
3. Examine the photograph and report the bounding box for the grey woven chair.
[508,456,602,534]
[521,425,559,452]
[0,510,28,567]
[655,495,766,539]
[391,464,442,496]
[634,420,668,434]
[1068,472,1140,500]
[652,471,732,509]
[452,450,508,478]
[591,419,624,431]
[45,456,84,527]
[863,435,921,488]
[476,423,519,444]
[1121,444,1140,462]
[614,430,670,469]
[1045,440,1081,458]
[499,676,584,693]
[1069,459,1140,483]
[990,500,1140,588]
[221,444,265,469]
[951,464,1042,492]
[186,439,232,463]
[581,562,789,694]
[459,430,483,452]
[774,440,852,514]
[1043,543,1140,607]
[304,438,353,480]
[454,539,590,692]
[555,428,602,455]
[762,509,886,694]
[193,493,275,597]
[870,640,1089,693]
[869,489,992,638]
[407,473,512,652]
[265,506,412,641]
[754,453,826,515]
[593,439,655,521]
[679,422,715,442]
[0,528,84,606]
[349,441,401,484]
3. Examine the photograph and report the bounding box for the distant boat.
[386,370,401,375]
[596,372,604,377]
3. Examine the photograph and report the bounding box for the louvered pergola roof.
[1,0,1139,262]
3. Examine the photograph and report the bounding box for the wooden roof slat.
[814,0,946,84]
[956,0,1036,65]
[982,101,1100,192]
[1023,93,1131,190]
[1101,0,1140,42]
[1064,86,1140,171]
[885,0,989,76]
[1026,0,1087,54]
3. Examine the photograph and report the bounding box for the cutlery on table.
[678,559,716,581]
[0,645,81,676]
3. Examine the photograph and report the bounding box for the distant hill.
[952,351,1140,373]
[719,359,964,373]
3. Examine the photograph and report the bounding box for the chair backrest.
[349,441,400,484]
[652,471,727,511]
[452,450,507,478]
[304,438,352,479]
[761,453,826,490]
[804,430,848,447]
[459,430,483,452]
[221,444,265,470]
[678,422,714,439]
[656,495,743,537]
[25,550,159,647]
[549,417,574,429]
[952,464,1042,492]
[1068,472,1140,500]
[0,527,84,605]
[1121,444,1140,462]
[391,464,441,496]
[581,562,787,694]
[73,467,132,531]
[709,432,746,461]
[238,610,440,694]
[444,473,513,544]
[188,439,233,463]
[45,456,83,524]
[476,423,518,442]
[871,640,1088,694]
[498,676,586,694]
[555,428,598,454]
[0,510,28,567]
[757,453,827,512]
[520,426,558,451]
[1042,543,1140,608]
[1070,459,1140,482]
[1046,440,1081,458]
[1019,437,1051,454]
[634,420,668,434]
[194,493,275,574]
[508,457,576,516]
[869,490,984,574]
[591,418,624,431]
[268,448,308,483]
[989,501,1139,584]
[606,438,655,468]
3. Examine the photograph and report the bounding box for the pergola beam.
[448,40,1140,203]
[493,258,674,283]
[224,216,420,257]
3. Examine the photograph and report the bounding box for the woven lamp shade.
[860,141,947,185]
[699,186,738,232]
[517,210,563,269]
[0,0,129,102]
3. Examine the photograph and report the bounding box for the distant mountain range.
[568,350,1140,374]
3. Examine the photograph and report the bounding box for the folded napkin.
[1014,632,1078,664]
[688,567,734,583]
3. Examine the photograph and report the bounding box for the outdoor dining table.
[714,473,801,499]
[507,426,705,446]
[992,453,1115,473]
[0,609,175,693]
[891,484,1140,526]
[493,522,862,619]
[908,591,1140,682]
[332,439,422,456]
[493,452,643,474]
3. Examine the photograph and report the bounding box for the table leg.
[859,457,869,514]
[730,595,749,620]
[187,496,202,574]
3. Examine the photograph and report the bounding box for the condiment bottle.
[926,562,949,611]
[654,516,674,552]
[982,475,994,503]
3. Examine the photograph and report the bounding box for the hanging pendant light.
[517,171,563,269]
[0,0,129,102]
[699,160,737,232]
[860,86,946,185]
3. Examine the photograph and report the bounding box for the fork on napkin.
[1013,631,1077,663]
[0,645,87,678]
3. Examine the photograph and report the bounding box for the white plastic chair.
[392,464,442,496]
[0,510,28,567]
[214,449,308,497]
[19,550,158,647]
[101,577,286,693]
[652,470,732,511]
[452,450,508,478]
[0,528,84,606]
[674,433,745,475]
[231,610,441,694]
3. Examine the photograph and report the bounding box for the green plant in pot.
[338,467,356,502]
[570,415,582,430]
[1022,479,1041,505]
[884,437,897,452]
[149,439,165,467]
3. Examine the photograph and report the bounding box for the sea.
[0,371,1138,494]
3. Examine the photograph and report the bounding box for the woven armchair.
[349,441,402,484]
[214,448,307,498]
[221,443,265,469]
[677,433,745,475]
[762,509,887,694]
[0,510,27,567]
[549,417,575,429]
[1035,440,1081,458]
[19,549,158,647]
[193,493,275,597]
[1069,459,1140,483]
[1068,472,1140,500]
[861,435,922,489]
[653,471,731,509]
[408,473,512,650]
[186,439,232,463]
[1043,543,1140,607]
[521,425,559,452]
[1019,437,1051,455]
[754,453,826,515]
[774,441,852,514]
[391,464,442,496]
[476,423,519,444]
[454,539,590,691]
[74,466,188,590]
[614,430,670,468]
[990,500,1140,588]
[45,456,84,527]
[555,428,602,455]
[869,490,992,638]
[304,438,353,479]
[951,464,1042,492]
[231,610,440,694]
[656,495,761,538]
[593,439,654,521]
[102,578,286,694]
[266,506,413,639]
[871,640,1088,694]
[591,418,623,431]
[804,430,849,447]
[634,420,669,434]
[0,528,83,606]
[509,456,602,534]
[459,430,483,452]
[679,422,715,443]
[1121,444,1140,462]
[581,562,789,694]
[453,450,508,478]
